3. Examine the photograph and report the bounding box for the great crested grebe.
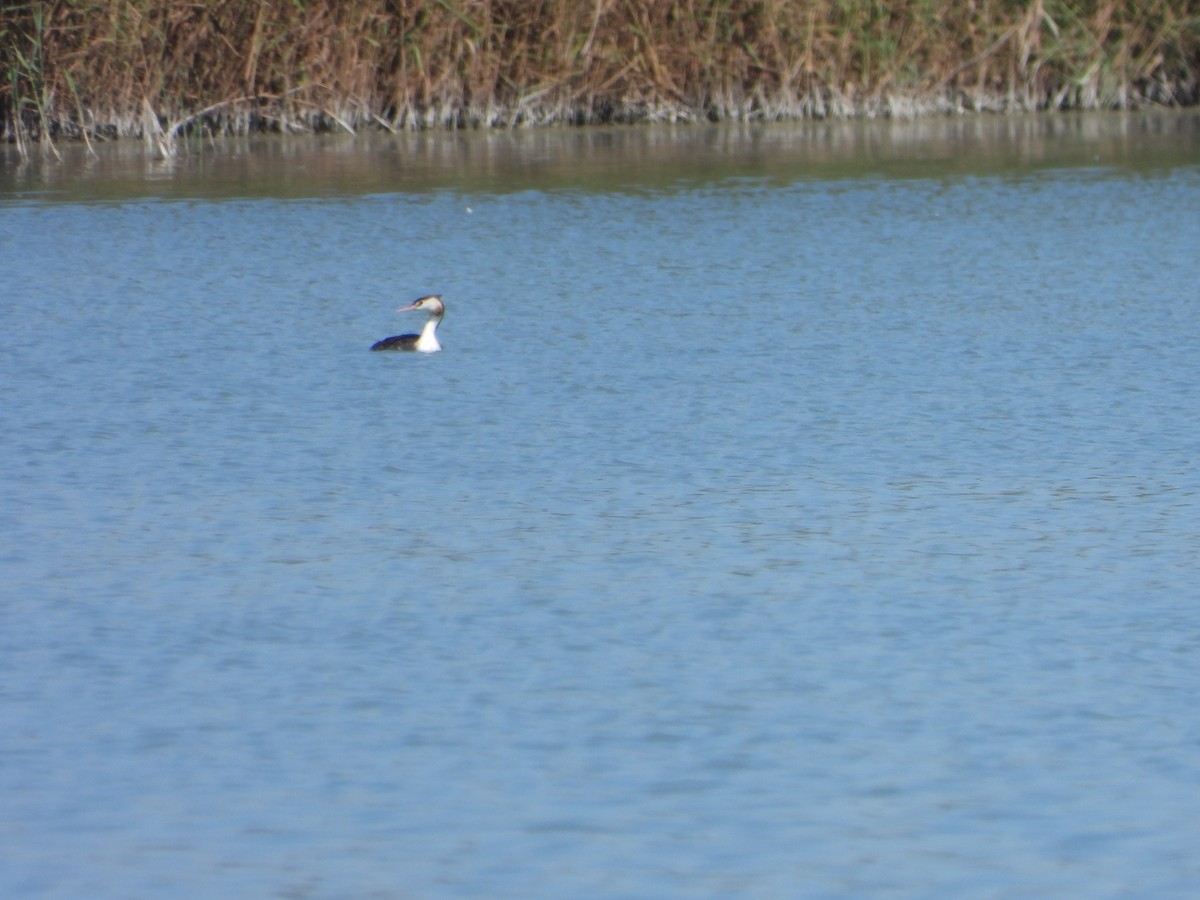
[370,295,445,353]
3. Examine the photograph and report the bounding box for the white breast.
[415,319,441,353]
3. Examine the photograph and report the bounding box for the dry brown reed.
[3,1,1198,148]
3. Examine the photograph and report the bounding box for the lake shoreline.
[3,1,1198,157]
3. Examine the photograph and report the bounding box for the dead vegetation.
[3,0,1197,151]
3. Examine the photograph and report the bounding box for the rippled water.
[3,114,1199,897]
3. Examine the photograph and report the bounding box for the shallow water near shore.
[2,113,1199,898]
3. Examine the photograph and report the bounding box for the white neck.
[415,317,441,353]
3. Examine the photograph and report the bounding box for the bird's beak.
[395,301,421,312]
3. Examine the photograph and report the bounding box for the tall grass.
[3,1,1198,148]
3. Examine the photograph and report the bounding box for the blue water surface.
[2,125,1199,898]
